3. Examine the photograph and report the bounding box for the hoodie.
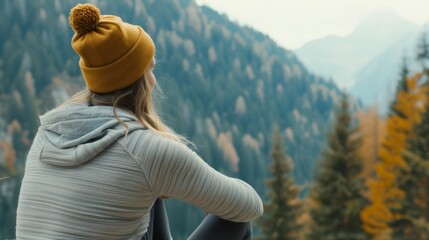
[39,104,143,166]
[16,104,263,240]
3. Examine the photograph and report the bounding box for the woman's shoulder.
[123,128,191,159]
[126,128,170,145]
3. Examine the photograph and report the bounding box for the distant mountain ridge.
[295,11,420,90]
[350,29,428,111]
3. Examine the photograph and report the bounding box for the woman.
[16,3,263,240]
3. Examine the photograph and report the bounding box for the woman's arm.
[140,133,263,222]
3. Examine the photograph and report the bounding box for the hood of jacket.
[38,104,144,167]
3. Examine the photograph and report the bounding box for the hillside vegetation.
[0,0,341,238]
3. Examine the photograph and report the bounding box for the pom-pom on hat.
[69,4,155,93]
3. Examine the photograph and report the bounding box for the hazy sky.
[196,0,429,50]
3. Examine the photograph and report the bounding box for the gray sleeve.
[140,134,264,222]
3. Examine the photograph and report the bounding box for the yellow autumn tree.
[360,73,427,240]
[0,120,20,174]
[356,107,386,180]
[0,140,16,172]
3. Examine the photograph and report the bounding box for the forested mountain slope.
[0,0,341,238]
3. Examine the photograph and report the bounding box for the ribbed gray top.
[16,105,263,239]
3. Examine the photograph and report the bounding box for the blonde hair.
[56,59,187,144]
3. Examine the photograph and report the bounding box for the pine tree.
[308,93,369,240]
[390,56,409,118]
[386,31,429,240]
[416,30,429,72]
[258,130,302,240]
[360,73,426,240]
[397,79,429,239]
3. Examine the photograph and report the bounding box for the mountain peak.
[361,10,407,23]
[352,10,418,37]
[296,9,420,88]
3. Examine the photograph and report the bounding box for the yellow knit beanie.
[69,4,155,93]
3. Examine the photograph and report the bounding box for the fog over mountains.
[295,10,425,110]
